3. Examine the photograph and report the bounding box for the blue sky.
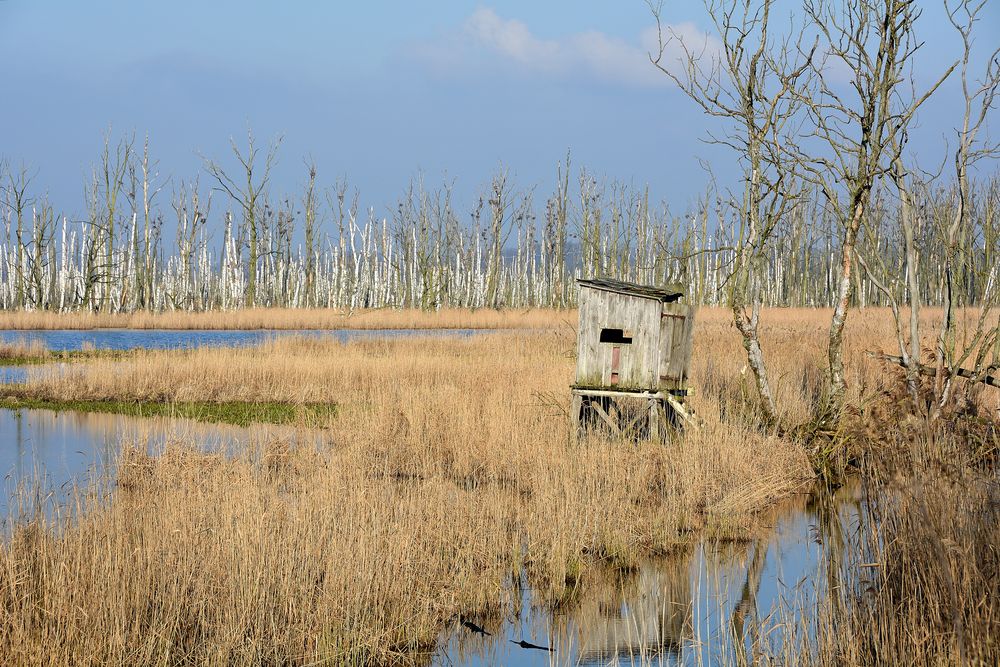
[1,1,996,217]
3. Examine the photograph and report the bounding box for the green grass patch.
[0,396,337,427]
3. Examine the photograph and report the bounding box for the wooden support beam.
[664,393,700,429]
[572,388,661,399]
[648,399,660,441]
[588,399,621,435]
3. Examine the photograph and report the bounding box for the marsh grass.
[0,338,132,366]
[0,313,818,665]
[0,307,573,331]
[0,307,996,664]
[0,397,337,427]
[794,386,1000,666]
[0,338,50,364]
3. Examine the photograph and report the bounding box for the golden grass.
[0,338,48,362]
[0,307,575,331]
[0,312,822,665]
[0,306,995,664]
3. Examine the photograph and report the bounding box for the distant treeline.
[0,138,995,312]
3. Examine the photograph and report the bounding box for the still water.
[0,327,479,352]
[0,406,320,520]
[433,485,862,666]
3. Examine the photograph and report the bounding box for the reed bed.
[0,338,49,363]
[0,310,821,665]
[0,307,572,331]
[779,409,1000,666]
[0,307,995,664]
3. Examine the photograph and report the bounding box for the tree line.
[0,137,994,315]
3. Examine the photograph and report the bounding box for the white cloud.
[413,8,721,88]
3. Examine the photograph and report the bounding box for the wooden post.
[648,397,660,441]
[571,393,583,437]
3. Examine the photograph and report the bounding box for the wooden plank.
[664,304,695,387]
[570,393,583,435]
[664,393,700,429]
[572,388,662,399]
[588,399,621,434]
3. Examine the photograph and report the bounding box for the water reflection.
[434,484,864,666]
[0,407,319,519]
[0,328,480,353]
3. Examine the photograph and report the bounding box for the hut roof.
[577,278,685,303]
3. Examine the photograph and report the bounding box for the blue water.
[0,406,319,521]
[433,485,863,666]
[0,328,480,353]
[0,366,30,384]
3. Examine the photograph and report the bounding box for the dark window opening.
[599,328,632,344]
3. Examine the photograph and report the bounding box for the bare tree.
[97,132,134,312]
[650,0,813,425]
[796,0,955,420]
[302,159,319,307]
[133,136,165,310]
[932,0,1000,411]
[4,165,34,309]
[203,129,281,307]
[482,168,532,309]
[855,150,928,405]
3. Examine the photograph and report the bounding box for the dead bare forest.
[1,144,996,314]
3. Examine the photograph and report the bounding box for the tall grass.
[793,390,1000,666]
[0,306,570,331]
[0,312,819,664]
[0,308,996,664]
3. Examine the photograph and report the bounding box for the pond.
[0,405,321,520]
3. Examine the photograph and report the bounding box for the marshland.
[1,0,999,665]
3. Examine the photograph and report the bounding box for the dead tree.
[4,166,33,309]
[97,133,134,312]
[855,150,927,405]
[797,0,955,421]
[932,0,1000,412]
[649,0,813,425]
[302,160,319,307]
[203,129,281,307]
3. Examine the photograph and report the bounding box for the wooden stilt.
[588,399,621,435]
[572,387,698,442]
[648,398,660,441]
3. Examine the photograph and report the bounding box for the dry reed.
[1,307,995,664]
[0,310,821,664]
[0,307,573,331]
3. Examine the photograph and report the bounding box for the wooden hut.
[572,278,697,437]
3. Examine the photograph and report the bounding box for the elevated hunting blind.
[572,278,697,438]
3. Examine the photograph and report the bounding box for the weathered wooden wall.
[576,285,695,391]
[576,287,661,390]
[658,302,695,390]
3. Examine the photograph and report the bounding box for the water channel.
[434,483,862,666]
